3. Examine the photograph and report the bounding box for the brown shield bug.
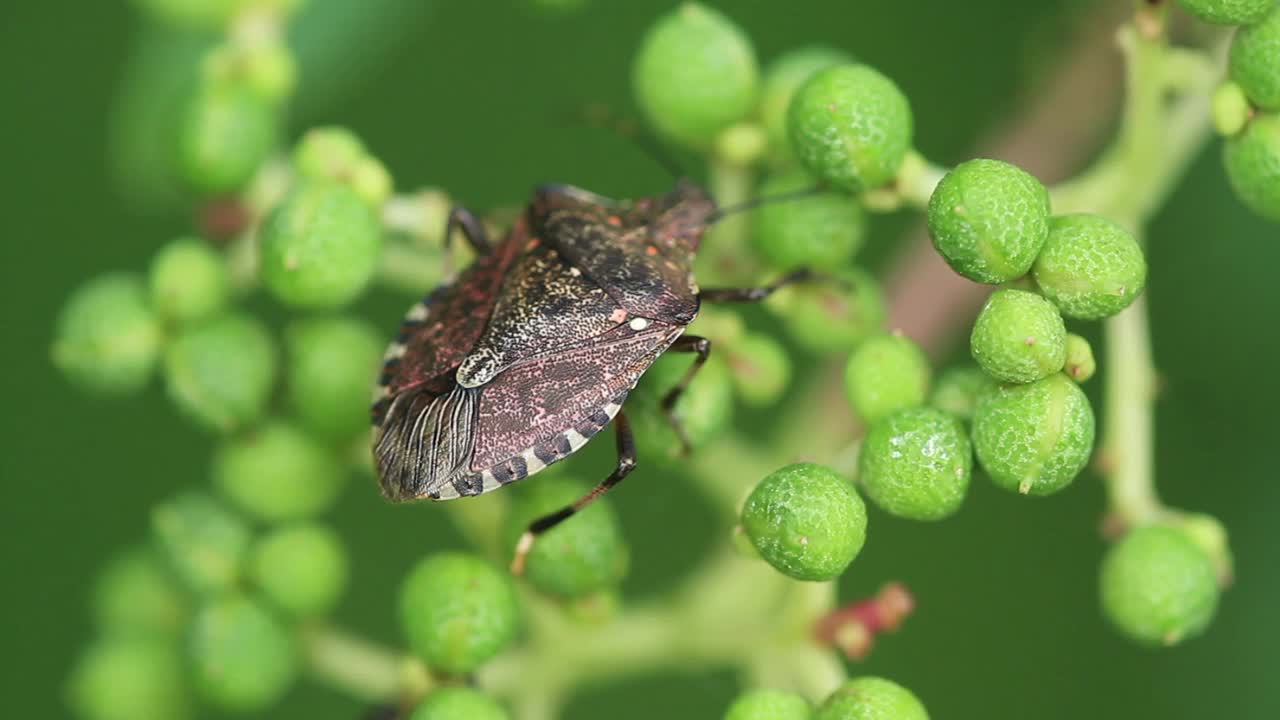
[372,179,816,571]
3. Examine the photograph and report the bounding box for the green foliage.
[284,315,383,440]
[1100,524,1220,646]
[632,3,758,148]
[53,273,161,395]
[1032,214,1147,320]
[858,407,972,521]
[149,238,230,325]
[164,312,277,432]
[759,46,854,161]
[400,552,520,675]
[151,491,251,594]
[1177,0,1273,26]
[213,420,346,522]
[787,64,913,192]
[927,158,1050,284]
[249,523,349,616]
[410,687,510,720]
[188,593,299,711]
[1223,112,1280,221]
[971,374,1095,496]
[724,688,813,720]
[742,463,867,581]
[969,289,1067,383]
[843,333,931,425]
[260,180,383,308]
[815,677,929,720]
[67,637,188,720]
[503,476,629,598]
[752,167,866,269]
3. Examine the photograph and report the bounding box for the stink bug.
[372,179,816,570]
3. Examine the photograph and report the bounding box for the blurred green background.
[4,0,1278,718]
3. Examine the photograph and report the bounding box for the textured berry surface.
[843,333,930,424]
[149,238,230,324]
[410,687,509,720]
[928,366,994,422]
[927,159,1050,284]
[1230,6,1280,110]
[742,463,867,581]
[164,313,277,432]
[858,407,972,521]
[260,180,383,308]
[151,491,250,594]
[213,421,345,522]
[504,476,628,598]
[250,523,349,616]
[1178,0,1273,26]
[285,316,383,440]
[788,64,912,191]
[400,553,520,674]
[724,688,812,720]
[53,273,161,395]
[753,167,865,269]
[189,594,298,711]
[760,46,854,158]
[969,289,1067,383]
[632,3,758,148]
[972,373,1095,496]
[1100,525,1220,646]
[1223,113,1280,221]
[1032,214,1147,320]
[774,267,885,353]
[815,676,929,720]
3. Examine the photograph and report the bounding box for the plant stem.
[1103,294,1162,525]
[303,624,428,705]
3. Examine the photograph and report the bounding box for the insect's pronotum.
[371,179,816,570]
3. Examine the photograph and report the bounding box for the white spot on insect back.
[406,304,429,322]
[569,267,581,277]
[629,317,650,331]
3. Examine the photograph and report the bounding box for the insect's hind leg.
[659,334,711,457]
[511,410,637,575]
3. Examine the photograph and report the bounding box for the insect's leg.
[511,410,637,575]
[659,334,711,457]
[445,206,492,255]
[699,268,843,303]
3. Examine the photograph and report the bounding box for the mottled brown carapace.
[372,181,715,501]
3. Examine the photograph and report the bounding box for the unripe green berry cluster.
[722,677,928,720]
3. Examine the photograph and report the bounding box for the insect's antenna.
[566,104,688,181]
[708,185,827,224]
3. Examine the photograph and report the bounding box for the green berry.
[1178,0,1273,26]
[725,689,812,720]
[152,491,251,594]
[971,373,1095,496]
[1212,82,1251,136]
[292,127,393,207]
[92,547,187,638]
[285,316,383,440]
[53,273,161,395]
[189,593,299,711]
[1224,112,1280,221]
[164,313,277,432]
[203,40,297,103]
[632,349,734,460]
[969,289,1066,384]
[726,332,793,407]
[858,407,971,521]
[632,3,759,148]
[1230,6,1280,110]
[1032,214,1147,320]
[1064,333,1096,383]
[149,238,230,324]
[1100,524,1220,646]
[742,463,867,581]
[787,64,913,191]
[928,366,994,422]
[816,677,928,720]
[503,476,628,598]
[213,420,345,522]
[843,333,931,425]
[926,159,1051,284]
[179,80,277,193]
[760,46,855,158]
[68,638,188,720]
[773,267,885,353]
[411,687,510,720]
[250,523,349,616]
[400,552,520,674]
[260,180,383,308]
[753,168,866,269]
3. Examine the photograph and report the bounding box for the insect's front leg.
[511,410,638,575]
[698,267,845,303]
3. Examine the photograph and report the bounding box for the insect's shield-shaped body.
[372,181,715,502]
